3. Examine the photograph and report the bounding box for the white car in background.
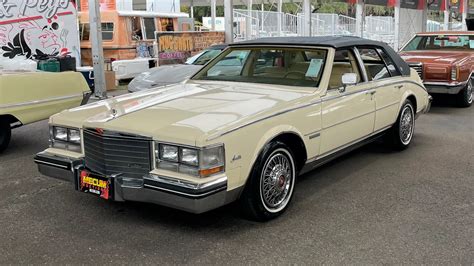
[128,44,227,92]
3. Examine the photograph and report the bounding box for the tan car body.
[0,71,90,126]
[41,46,430,196]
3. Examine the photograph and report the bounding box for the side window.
[329,49,361,89]
[358,48,390,81]
[377,48,401,77]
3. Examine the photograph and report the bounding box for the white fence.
[232,10,402,48]
[364,16,396,48]
[233,10,260,42]
[426,20,464,31]
[298,14,356,36]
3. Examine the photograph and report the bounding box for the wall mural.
[0,0,80,64]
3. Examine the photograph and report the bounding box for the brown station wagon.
[400,31,473,107]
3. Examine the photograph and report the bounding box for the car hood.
[400,51,469,65]
[128,64,203,92]
[52,81,315,146]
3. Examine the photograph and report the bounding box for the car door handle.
[395,85,404,89]
[366,90,376,95]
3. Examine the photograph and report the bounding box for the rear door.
[357,47,402,132]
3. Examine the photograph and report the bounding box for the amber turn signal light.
[199,166,224,177]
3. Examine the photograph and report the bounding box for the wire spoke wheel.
[399,104,414,145]
[467,78,473,104]
[259,149,295,213]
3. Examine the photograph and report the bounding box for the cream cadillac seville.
[35,37,432,221]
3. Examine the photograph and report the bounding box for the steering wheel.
[284,71,306,79]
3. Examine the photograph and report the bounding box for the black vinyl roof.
[230,36,387,49]
[209,44,229,50]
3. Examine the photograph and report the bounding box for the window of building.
[131,17,143,40]
[133,0,146,11]
[79,23,90,41]
[142,18,156,40]
[160,18,174,31]
[101,23,114,40]
[79,23,114,41]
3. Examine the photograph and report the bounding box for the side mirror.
[340,73,357,92]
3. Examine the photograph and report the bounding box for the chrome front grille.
[409,63,423,80]
[83,129,152,179]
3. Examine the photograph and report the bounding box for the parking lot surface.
[0,97,472,264]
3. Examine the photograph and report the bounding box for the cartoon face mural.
[0,0,80,63]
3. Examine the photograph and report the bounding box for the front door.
[320,49,376,155]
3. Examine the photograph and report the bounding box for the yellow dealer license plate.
[79,170,111,200]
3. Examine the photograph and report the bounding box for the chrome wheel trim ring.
[399,104,415,145]
[467,78,473,104]
[259,148,295,213]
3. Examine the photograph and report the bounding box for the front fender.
[233,125,307,189]
[250,125,306,168]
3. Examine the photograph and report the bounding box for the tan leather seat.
[329,63,359,88]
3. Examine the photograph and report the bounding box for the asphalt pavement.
[0,95,472,264]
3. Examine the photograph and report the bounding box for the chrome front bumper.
[34,152,241,214]
[424,81,467,95]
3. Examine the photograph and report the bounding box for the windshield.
[186,49,223,65]
[403,35,474,51]
[192,47,328,87]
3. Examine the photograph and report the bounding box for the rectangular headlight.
[156,143,224,178]
[180,148,198,166]
[451,67,458,81]
[160,144,178,162]
[69,129,81,144]
[53,127,68,141]
[50,126,82,152]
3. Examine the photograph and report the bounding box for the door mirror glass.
[342,73,358,86]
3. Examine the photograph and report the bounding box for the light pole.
[88,0,107,99]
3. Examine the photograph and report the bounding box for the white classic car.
[0,71,91,152]
[35,37,431,221]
